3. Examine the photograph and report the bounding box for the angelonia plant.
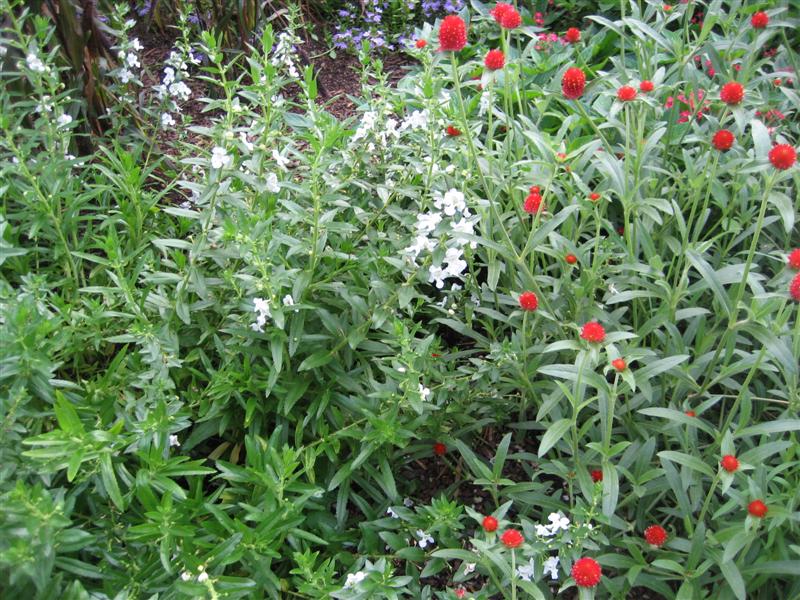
[0,1,799,599]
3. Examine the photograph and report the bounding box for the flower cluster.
[271,31,301,78]
[155,50,195,127]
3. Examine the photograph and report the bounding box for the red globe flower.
[482,515,499,532]
[685,409,696,417]
[590,469,603,482]
[748,499,768,518]
[720,81,745,105]
[446,125,462,137]
[524,192,543,214]
[712,129,735,151]
[588,192,601,202]
[484,49,505,70]
[566,253,578,265]
[415,39,427,49]
[617,85,637,101]
[751,11,769,29]
[639,80,654,92]
[439,15,467,52]
[499,8,522,29]
[663,4,673,10]
[562,67,586,99]
[565,27,581,43]
[571,557,602,587]
[720,454,739,473]
[790,273,800,302]
[580,321,606,343]
[788,249,800,270]
[519,291,539,311]
[644,525,668,547]
[611,358,626,372]
[490,3,512,22]
[500,529,524,548]
[768,144,797,170]
[433,442,447,456]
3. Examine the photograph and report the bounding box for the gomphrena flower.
[415,39,428,49]
[580,321,606,343]
[564,27,581,43]
[644,525,668,547]
[588,192,601,202]
[490,2,513,24]
[519,291,539,311]
[500,529,524,548]
[439,15,467,52]
[446,125,462,137]
[685,409,696,417]
[720,454,739,473]
[611,358,627,372]
[590,469,603,482]
[484,49,505,70]
[617,85,637,101]
[751,11,769,29]
[499,7,522,29]
[433,442,447,456]
[788,249,800,270]
[768,144,797,170]
[571,557,602,587]
[748,500,768,518]
[524,191,543,214]
[712,129,735,151]
[562,67,586,99]
[482,515,498,532]
[720,81,745,105]
[790,273,800,302]
[639,80,654,92]
[566,253,578,265]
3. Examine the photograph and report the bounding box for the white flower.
[463,562,476,575]
[451,217,477,249]
[211,146,232,169]
[419,383,431,401]
[415,212,442,234]
[403,497,414,507]
[547,512,570,532]
[180,571,192,581]
[416,530,434,549]
[434,189,467,217]
[161,113,175,128]
[443,247,467,279]
[126,52,140,68]
[169,81,192,101]
[386,507,399,518]
[252,297,272,332]
[479,89,492,116]
[169,435,180,447]
[26,53,46,73]
[56,114,73,128]
[543,556,560,580]
[401,109,428,131]
[197,571,209,583]
[272,149,290,170]
[118,68,135,83]
[344,571,367,588]
[124,18,136,28]
[535,523,555,537]
[163,66,176,86]
[428,265,447,289]
[239,131,254,152]
[131,38,143,51]
[265,172,280,193]
[516,559,536,582]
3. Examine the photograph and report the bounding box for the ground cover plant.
[1,0,799,598]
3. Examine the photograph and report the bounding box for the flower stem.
[510,549,517,600]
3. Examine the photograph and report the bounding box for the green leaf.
[538,419,572,457]
[657,451,714,478]
[719,559,746,600]
[100,453,124,510]
[298,350,333,371]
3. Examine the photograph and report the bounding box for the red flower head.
[580,321,606,343]
[720,81,745,105]
[751,11,769,29]
[748,499,768,518]
[482,515,499,532]
[524,192,543,214]
[562,67,586,99]
[484,49,505,70]
[639,80,654,92]
[566,253,578,265]
[446,125,462,137]
[720,454,739,473]
[455,587,466,599]
[617,85,637,101]
[788,249,800,270]
[612,358,626,372]
[588,192,601,202]
[439,15,467,52]
[529,185,540,194]
[712,129,735,151]
[644,525,668,547]
[685,409,696,417]
[500,529,524,548]
[565,27,581,43]
[499,8,522,29]
[571,557,602,587]
[790,273,800,302]
[490,2,513,24]
[433,442,447,456]
[663,4,673,11]
[415,39,428,49]
[590,469,603,482]
[769,144,797,170]
[519,291,539,311]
